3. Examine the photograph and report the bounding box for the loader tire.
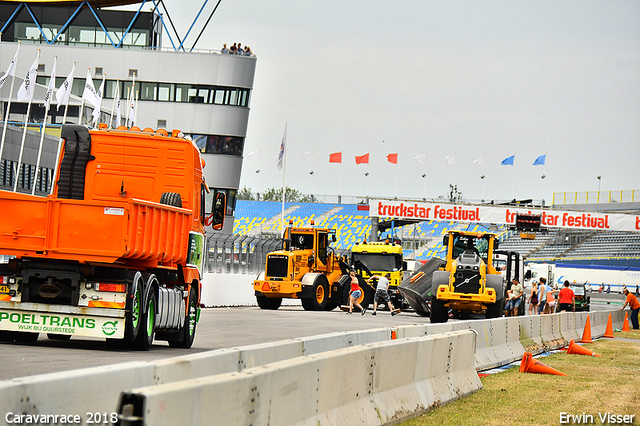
[430,296,449,323]
[257,295,282,310]
[486,297,504,319]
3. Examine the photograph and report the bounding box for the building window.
[157,119,167,128]
[95,67,103,76]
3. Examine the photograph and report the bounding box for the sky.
[142,1,639,204]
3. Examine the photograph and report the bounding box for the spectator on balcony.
[221,43,228,54]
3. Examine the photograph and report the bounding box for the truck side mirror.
[442,235,449,246]
[494,240,499,250]
[207,192,226,230]
[403,261,407,271]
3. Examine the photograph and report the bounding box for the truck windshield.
[352,253,399,272]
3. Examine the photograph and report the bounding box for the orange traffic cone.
[622,313,630,332]
[566,339,602,357]
[579,316,593,343]
[519,352,568,376]
[604,313,615,338]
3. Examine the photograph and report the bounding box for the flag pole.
[134,89,139,126]
[109,79,119,128]
[32,55,56,195]
[280,122,287,234]
[14,49,40,192]
[125,86,131,128]
[0,41,20,163]
[51,61,75,195]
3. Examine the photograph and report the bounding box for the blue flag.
[533,154,546,166]
[501,155,515,166]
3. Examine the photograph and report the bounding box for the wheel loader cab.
[291,232,314,250]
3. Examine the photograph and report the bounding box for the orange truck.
[0,125,225,350]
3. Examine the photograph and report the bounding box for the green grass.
[403,337,640,426]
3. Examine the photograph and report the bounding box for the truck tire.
[256,295,282,310]
[302,276,328,311]
[131,291,156,351]
[125,273,144,344]
[169,286,198,348]
[160,192,182,208]
[430,296,449,323]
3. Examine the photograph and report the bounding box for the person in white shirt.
[370,273,399,316]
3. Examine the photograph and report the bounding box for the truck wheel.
[485,298,504,319]
[160,192,182,208]
[257,295,282,310]
[125,275,144,343]
[430,296,449,323]
[131,292,156,351]
[169,286,197,348]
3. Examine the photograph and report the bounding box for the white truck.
[528,263,640,293]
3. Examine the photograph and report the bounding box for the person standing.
[347,270,366,315]
[505,278,523,316]
[537,277,548,314]
[621,288,640,330]
[528,281,539,315]
[370,273,399,316]
[558,280,575,312]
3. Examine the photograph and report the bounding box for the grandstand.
[234,200,640,267]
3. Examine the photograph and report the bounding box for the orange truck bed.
[0,190,191,266]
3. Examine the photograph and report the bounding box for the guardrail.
[0,310,625,426]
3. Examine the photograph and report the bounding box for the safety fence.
[205,233,350,275]
[0,310,624,426]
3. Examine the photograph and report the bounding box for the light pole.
[480,175,485,203]
[255,169,260,200]
[597,175,601,203]
[421,174,427,200]
[541,175,546,206]
[364,172,370,201]
[309,170,315,202]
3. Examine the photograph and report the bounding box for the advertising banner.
[0,310,125,338]
[369,199,640,233]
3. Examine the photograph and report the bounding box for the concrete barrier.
[117,330,482,426]
[0,309,627,423]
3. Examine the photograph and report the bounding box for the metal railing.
[205,233,350,275]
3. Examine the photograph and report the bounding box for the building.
[0,0,256,233]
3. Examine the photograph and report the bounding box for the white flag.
[245,150,259,160]
[414,153,427,165]
[302,151,314,161]
[17,49,40,102]
[446,154,456,166]
[0,43,20,90]
[473,155,485,168]
[128,95,135,125]
[44,56,57,110]
[56,61,75,111]
[276,124,286,170]
[114,83,121,128]
[82,68,98,108]
[92,73,105,125]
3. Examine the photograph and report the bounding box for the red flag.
[387,153,398,164]
[355,153,369,164]
[329,152,342,163]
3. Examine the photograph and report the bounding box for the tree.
[237,186,254,201]
[438,184,463,203]
[261,187,315,203]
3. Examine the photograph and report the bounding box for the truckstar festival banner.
[369,199,640,233]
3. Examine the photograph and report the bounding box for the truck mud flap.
[398,257,446,315]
